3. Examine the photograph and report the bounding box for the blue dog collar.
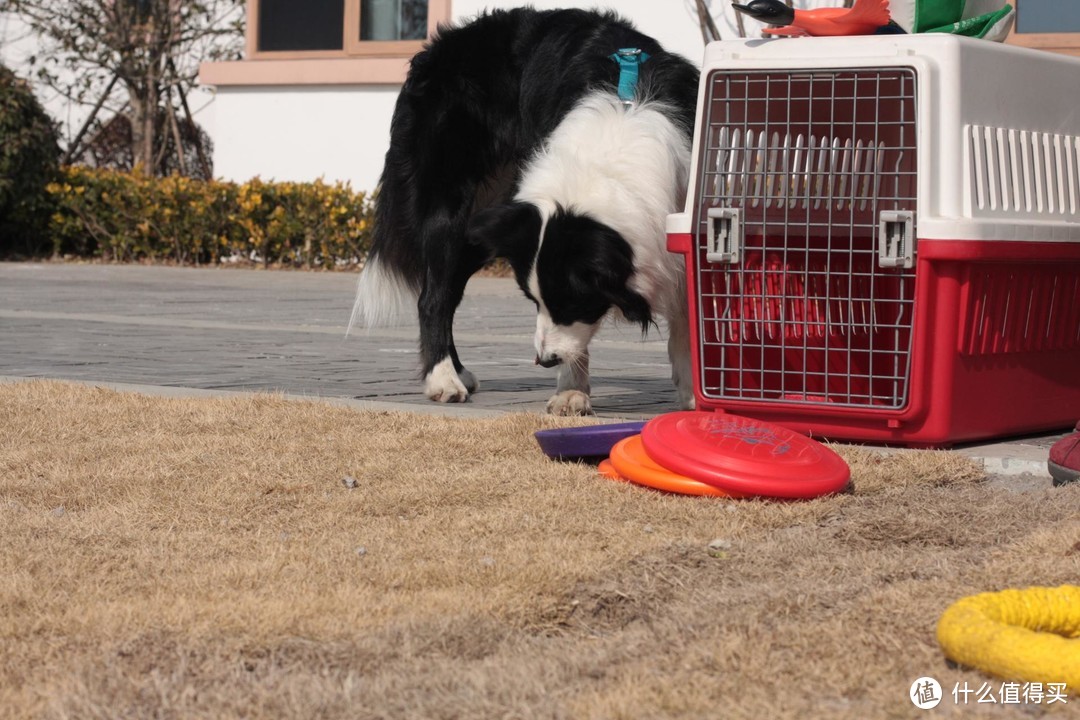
[610,48,650,104]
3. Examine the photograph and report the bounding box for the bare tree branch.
[62,71,119,163]
[694,0,724,43]
[168,55,210,179]
[5,0,243,177]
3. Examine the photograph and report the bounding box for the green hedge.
[0,64,61,257]
[46,167,375,268]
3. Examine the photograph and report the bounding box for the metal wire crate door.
[692,68,919,410]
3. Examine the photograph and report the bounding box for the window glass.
[1016,0,1080,33]
[258,0,345,51]
[360,0,428,41]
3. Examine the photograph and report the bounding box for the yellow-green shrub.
[46,167,374,268]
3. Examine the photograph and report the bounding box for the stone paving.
[0,262,1067,476]
[0,262,684,418]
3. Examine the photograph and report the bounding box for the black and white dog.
[350,8,700,415]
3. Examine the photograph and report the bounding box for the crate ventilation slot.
[969,125,1080,217]
[706,128,907,211]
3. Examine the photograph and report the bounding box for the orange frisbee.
[608,435,735,497]
[597,458,624,481]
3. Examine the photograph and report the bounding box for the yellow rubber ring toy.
[936,585,1080,689]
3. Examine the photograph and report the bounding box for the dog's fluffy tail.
[347,254,418,335]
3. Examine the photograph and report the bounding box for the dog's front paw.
[458,367,479,394]
[425,359,471,403]
[546,390,593,416]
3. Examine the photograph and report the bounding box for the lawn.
[1,380,1076,719]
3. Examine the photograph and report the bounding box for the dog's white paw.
[425,358,471,403]
[546,390,593,416]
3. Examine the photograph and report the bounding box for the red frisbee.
[608,435,735,497]
[640,411,850,499]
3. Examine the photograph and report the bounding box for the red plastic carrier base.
[667,236,1080,447]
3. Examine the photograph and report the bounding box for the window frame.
[1007,0,1080,57]
[247,0,448,59]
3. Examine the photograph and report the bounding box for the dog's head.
[467,202,652,369]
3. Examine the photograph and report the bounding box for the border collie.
[349,8,700,415]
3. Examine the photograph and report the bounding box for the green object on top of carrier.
[890,0,1016,39]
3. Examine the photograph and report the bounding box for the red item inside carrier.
[668,36,1080,446]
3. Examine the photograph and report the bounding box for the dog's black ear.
[466,202,542,262]
[607,286,653,333]
[579,221,654,333]
[544,208,656,332]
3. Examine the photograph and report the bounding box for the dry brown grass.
[1,380,1077,719]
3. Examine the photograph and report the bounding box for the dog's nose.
[535,353,561,368]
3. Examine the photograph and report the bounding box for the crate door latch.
[706,208,742,264]
[878,210,915,269]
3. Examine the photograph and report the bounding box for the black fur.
[464,201,542,300]
[365,7,698,392]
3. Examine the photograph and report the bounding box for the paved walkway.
[0,262,1066,477]
[0,262,683,418]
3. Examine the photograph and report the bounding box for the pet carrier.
[667,35,1080,446]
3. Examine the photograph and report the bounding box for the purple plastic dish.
[535,421,647,461]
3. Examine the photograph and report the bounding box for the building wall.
[207,1,729,191]
[7,2,1078,191]
[451,0,712,66]
[201,0,1076,191]
[210,85,399,190]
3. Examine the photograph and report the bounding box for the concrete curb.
[2,375,1058,478]
[0,376,508,419]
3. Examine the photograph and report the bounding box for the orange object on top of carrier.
[667,34,1080,447]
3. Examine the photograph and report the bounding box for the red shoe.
[1049,420,1080,487]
